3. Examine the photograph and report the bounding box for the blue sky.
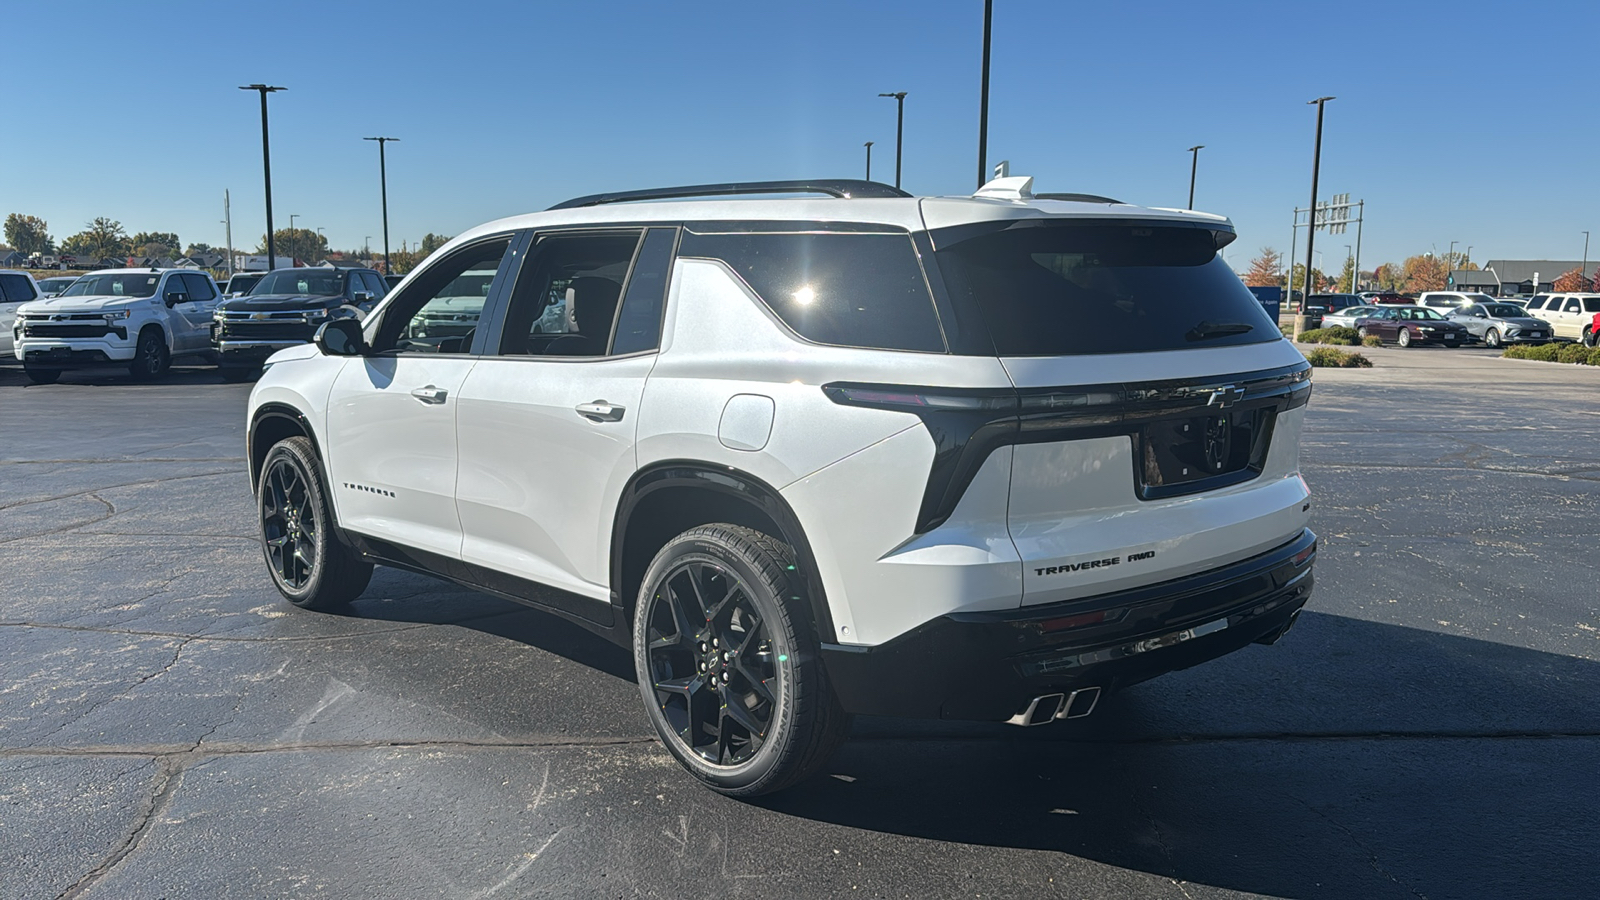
[5,0,1596,272]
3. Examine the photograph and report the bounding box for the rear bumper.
[821,528,1316,721]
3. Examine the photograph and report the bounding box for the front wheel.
[23,366,61,385]
[128,328,170,380]
[258,436,373,609]
[1485,328,1502,348]
[1356,326,1370,339]
[1584,327,1596,348]
[634,524,851,797]
[1397,328,1412,348]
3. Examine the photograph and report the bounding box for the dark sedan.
[1354,306,1471,348]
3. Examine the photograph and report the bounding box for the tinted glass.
[360,272,386,297]
[1584,298,1600,312]
[498,232,641,356]
[1526,297,1547,310]
[374,238,513,353]
[253,270,345,296]
[180,273,216,301]
[62,273,161,297]
[1565,299,1581,313]
[681,230,945,353]
[232,274,263,294]
[1483,303,1524,317]
[0,274,36,302]
[936,224,1273,356]
[612,227,676,355]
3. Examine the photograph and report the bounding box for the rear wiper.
[1185,321,1255,341]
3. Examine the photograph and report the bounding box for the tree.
[258,228,329,264]
[60,218,130,260]
[1551,268,1592,292]
[1336,254,1357,292]
[184,242,215,258]
[5,214,55,255]
[1288,262,1332,296]
[1400,254,1448,292]
[1371,262,1401,291]
[418,233,452,256]
[130,231,181,259]
[1243,247,1283,287]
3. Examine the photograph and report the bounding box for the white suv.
[245,177,1317,795]
[1523,293,1600,342]
[13,268,222,383]
[1,269,43,358]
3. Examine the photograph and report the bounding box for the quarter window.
[611,227,676,355]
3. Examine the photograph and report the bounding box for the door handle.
[575,400,625,422]
[410,385,449,404]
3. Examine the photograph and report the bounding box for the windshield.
[250,270,345,296]
[229,274,262,292]
[1483,303,1525,317]
[61,273,161,298]
[935,223,1275,356]
[1400,307,1446,321]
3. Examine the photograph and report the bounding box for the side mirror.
[164,291,189,307]
[352,290,374,303]
[315,318,366,356]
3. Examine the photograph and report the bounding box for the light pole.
[364,136,399,274]
[977,0,992,189]
[1583,231,1591,287]
[1466,245,1473,268]
[289,214,299,265]
[864,141,874,181]
[877,92,907,190]
[1187,145,1204,210]
[1448,241,1457,279]
[364,236,372,259]
[239,85,285,272]
[1300,96,1335,333]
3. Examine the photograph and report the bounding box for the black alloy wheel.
[1485,328,1502,348]
[128,328,170,380]
[257,436,372,609]
[634,525,850,796]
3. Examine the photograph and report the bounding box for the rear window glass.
[1584,298,1600,313]
[679,230,945,353]
[935,224,1276,356]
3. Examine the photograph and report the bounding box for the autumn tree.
[1551,268,1592,292]
[130,231,181,259]
[258,228,329,264]
[4,213,54,255]
[1243,247,1283,286]
[1400,254,1447,292]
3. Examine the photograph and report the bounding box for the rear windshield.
[935,223,1276,356]
[679,229,945,353]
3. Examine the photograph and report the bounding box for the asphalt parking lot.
[2,347,1597,900]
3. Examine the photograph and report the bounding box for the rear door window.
[934,223,1275,356]
[1584,298,1600,313]
[679,228,946,353]
[0,273,37,302]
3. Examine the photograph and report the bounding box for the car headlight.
[103,310,132,320]
[305,308,330,322]
[213,309,228,322]
[1419,326,1435,332]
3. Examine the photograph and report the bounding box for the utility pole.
[364,137,399,274]
[1353,200,1364,291]
[1584,231,1591,287]
[864,141,873,181]
[977,0,992,189]
[1187,145,1204,210]
[1299,96,1335,339]
[223,190,234,277]
[239,85,285,272]
[878,92,907,190]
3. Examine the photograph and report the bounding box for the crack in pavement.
[55,755,187,900]
[1294,796,1430,899]
[1,457,245,464]
[0,492,117,546]
[0,469,239,513]
[0,620,440,644]
[1,736,660,760]
[1302,460,1600,483]
[30,637,197,748]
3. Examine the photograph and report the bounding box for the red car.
[1367,292,1413,305]
[1588,312,1600,347]
[1354,306,1471,347]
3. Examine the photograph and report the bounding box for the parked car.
[13,268,222,383]
[1318,304,1382,330]
[1444,301,1553,347]
[1299,293,1363,327]
[401,268,497,349]
[243,176,1317,796]
[1417,291,1496,311]
[36,276,79,298]
[1588,312,1600,347]
[1365,292,1413,305]
[212,266,387,380]
[1522,293,1600,342]
[1354,305,1471,347]
[383,273,404,290]
[1,269,43,359]
[222,272,265,298]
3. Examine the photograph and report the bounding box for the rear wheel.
[634,524,851,797]
[1584,327,1596,348]
[1356,326,1370,340]
[257,435,373,610]
[128,328,170,380]
[1396,328,1412,348]
[1485,328,1502,348]
[23,366,60,385]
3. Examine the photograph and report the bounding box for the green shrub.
[1504,343,1561,362]
[1501,344,1531,359]
[1303,346,1373,368]
[1588,347,1600,366]
[1296,326,1361,345]
[1557,343,1591,364]
[1362,334,1383,348]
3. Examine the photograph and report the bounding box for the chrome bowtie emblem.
[252,312,269,320]
[1206,385,1245,409]
[52,314,66,321]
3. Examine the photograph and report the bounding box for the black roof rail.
[548,179,912,210]
[1034,192,1123,204]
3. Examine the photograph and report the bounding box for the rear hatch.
[928,211,1313,605]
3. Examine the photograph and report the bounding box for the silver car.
[1445,301,1553,347]
[1319,304,1382,329]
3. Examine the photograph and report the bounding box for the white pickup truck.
[12,267,222,383]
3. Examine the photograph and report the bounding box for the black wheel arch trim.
[247,403,326,491]
[611,461,839,643]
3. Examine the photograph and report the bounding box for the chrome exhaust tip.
[1005,687,1102,726]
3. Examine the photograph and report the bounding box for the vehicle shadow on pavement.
[760,611,1600,899]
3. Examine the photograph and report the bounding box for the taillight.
[1039,608,1124,633]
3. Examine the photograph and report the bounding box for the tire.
[1396,328,1412,348]
[220,365,259,383]
[24,366,61,385]
[633,524,851,797]
[1356,326,1370,339]
[1584,327,1596,348]
[128,327,170,381]
[1485,328,1502,349]
[257,435,373,610]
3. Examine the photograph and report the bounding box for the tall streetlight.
[877,92,907,190]
[239,85,285,272]
[364,236,372,259]
[977,0,993,189]
[1187,145,1204,210]
[316,227,325,261]
[289,214,299,265]
[1301,96,1335,317]
[1583,231,1591,287]
[364,137,399,274]
[864,141,874,181]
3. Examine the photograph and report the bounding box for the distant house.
[0,250,28,267]
[1482,260,1593,295]
[1447,269,1500,293]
